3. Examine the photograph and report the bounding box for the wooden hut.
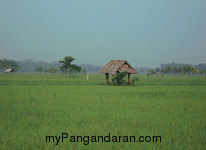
[99,60,138,85]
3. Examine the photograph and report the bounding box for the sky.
[0,0,206,67]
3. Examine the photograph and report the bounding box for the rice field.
[0,74,206,150]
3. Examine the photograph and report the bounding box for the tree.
[0,59,19,71]
[177,67,183,74]
[160,69,166,74]
[165,66,171,74]
[191,67,198,75]
[199,70,206,76]
[82,69,87,74]
[173,67,179,74]
[59,56,81,74]
[183,65,192,74]
[48,68,57,73]
[44,69,48,73]
[35,66,44,73]
[155,67,160,74]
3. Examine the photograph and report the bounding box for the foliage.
[159,62,206,75]
[155,67,160,73]
[48,68,57,73]
[35,67,58,74]
[112,72,127,85]
[199,70,206,75]
[131,76,139,85]
[82,69,87,74]
[35,66,45,73]
[16,60,60,72]
[0,59,19,71]
[59,56,81,74]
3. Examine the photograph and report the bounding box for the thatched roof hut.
[99,60,138,85]
[99,60,138,74]
[5,68,15,73]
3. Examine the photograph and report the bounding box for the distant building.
[5,68,16,73]
[99,60,138,85]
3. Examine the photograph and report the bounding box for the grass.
[0,73,206,150]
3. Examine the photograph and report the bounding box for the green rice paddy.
[0,74,205,150]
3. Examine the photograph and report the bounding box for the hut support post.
[105,73,109,85]
[127,73,131,85]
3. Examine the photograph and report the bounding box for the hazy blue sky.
[0,0,205,67]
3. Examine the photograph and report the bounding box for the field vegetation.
[0,74,206,150]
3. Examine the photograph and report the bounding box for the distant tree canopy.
[154,62,206,75]
[145,62,206,75]
[35,66,45,73]
[59,56,81,73]
[35,66,57,74]
[48,68,57,73]
[0,59,19,71]
[160,64,198,74]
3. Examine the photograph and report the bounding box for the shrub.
[112,72,127,85]
[132,76,139,86]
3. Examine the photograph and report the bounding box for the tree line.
[0,57,83,74]
[0,57,96,73]
[147,63,206,75]
[36,56,86,74]
[1,58,206,75]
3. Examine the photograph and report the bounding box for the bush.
[112,72,127,85]
[132,76,139,86]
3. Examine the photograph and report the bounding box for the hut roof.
[5,68,15,73]
[99,60,138,74]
